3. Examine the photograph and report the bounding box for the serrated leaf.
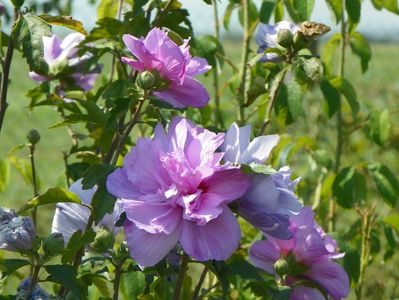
[329,77,359,119]
[12,13,52,72]
[0,259,30,278]
[333,166,367,208]
[45,265,86,298]
[367,109,391,146]
[368,163,399,207]
[39,15,87,35]
[349,31,371,73]
[0,159,10,193]
[260,0,276,23]
[19,187,81,213]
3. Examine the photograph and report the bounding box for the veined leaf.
[368,163,399,207]
[326,0,343,23]
[367,109,391,146]
[349,31,371,73]
[322,33,341,76]
[329,77,359,119]
[40,15,87,35]
[12,13,52,72]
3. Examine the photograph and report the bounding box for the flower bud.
[91,228,114,253]
[11,0,24,7]
[44,232,64,256]
[0,207,17,226]
[277,29,294,48]
[274,257,290,277]
[26,129,41,145]
[137,70,157,91]
[0,216,36,252]
[293,32,308,50]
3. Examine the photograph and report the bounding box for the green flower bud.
[293,32,308,51]
[11,0,24,7]
[43,232,65,256]
[277,29,294,49]
[274,258,290,277]
[91,228,114,253]
[26,129,41,145]
[137,70,158,91]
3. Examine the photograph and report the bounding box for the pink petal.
[121,200,181,234]
[185,57,212,76]
[154,76,210,108]
[248,239,280,274]
[179,207,241,261]
[122,34,158,68]
[121,57,146,71]
[290,286,325,300]
[106,168,142,200]
[124,220,181,267]
[306,259,350,300]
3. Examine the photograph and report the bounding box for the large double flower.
[106,117,249,266]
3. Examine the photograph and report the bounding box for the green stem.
[191,265,208,300]
[29,144,39,229]
[238,0,251,124]
[212,0,224,128]
[111,97,146,166]
[25,260,41,300]
[0,8,18,134]
[258,68,288,135]
[329,2,347,232]
[172,252,190,300]
[112,262,123,300]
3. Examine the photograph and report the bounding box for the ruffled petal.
[185,57,212,76]
[240,134,279,164]
[121,57,146,72]
[122,34,158,68]
[179,207,241,261]
[106,168,142,200]
[124,220,181,267]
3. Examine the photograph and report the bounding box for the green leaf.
[39,15,88,35]
[91,183,116,225]
[285,0,315,22]
[12,13,52,72]
[45,265,86,298]
[384,225,397,248]
[0,259,30,278]
[329,77,359,118]
[322,33,341,76]
[194,35,224,68]
[326,0,343,23]
[320,79,340,118]
[286,80,304,120]
[367,109,391,146]
[238,0,259,30]
[19,187,81,213]
[223,2,237,30]
[333,166,367,208]
[274,1,284,22]
[0,159,10,193]
[62,229,96,264]
[97,0,119,19]
[368,163,399,207]
[349,31,371,73]
[260,0,276,23]
[121,270,146,299]
[343,247,360,285]
[345,0,361,31]
[9,157,33,185]
[81,164,114,189]
[372,0,399,13]
[384,213,399,232]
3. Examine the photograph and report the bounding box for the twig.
[191,265,208,300]
[172,252,190,300]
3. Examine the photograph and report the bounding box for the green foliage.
[12,13,52,72]
[0,158,10,193]
[0,259,30,278]
[366,109,391,146]
[285,0,315,22]
[333,166,367,208]
[368,164,399,207]
[349,31,372,73]
[45,264,87,298]
[39,15,88,35]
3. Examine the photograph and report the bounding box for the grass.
[0,41,398,298]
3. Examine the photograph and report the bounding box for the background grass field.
[0,41,398,298]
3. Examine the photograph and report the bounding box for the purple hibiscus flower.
[249,207,349,300]
[52,179,120,244]
[220,123,302,239]
[256,21,299,62]
[29,32,99,92]
[106,117,249,267]
[121,28,211,108]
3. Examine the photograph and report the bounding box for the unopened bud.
[44,232,65,256]
[0,216,36,252]
[11,0,24,7]
[277,29,294,48]
[274,258,289,277]
[91,228,114,253]
[26,129,41,145]
[0,207,17,226]
[137,70,157,91]
[293,32,308,50]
